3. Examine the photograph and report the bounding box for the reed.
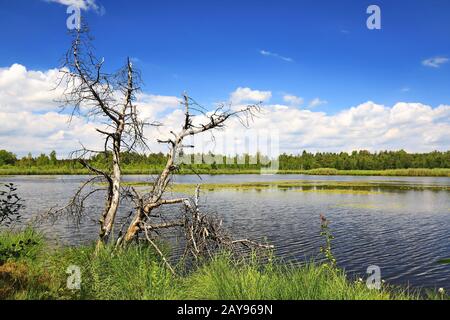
[1,166,449,177]
[0,229,425,300]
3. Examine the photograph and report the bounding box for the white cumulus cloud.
[45,0,104,14]
[230,87,272,104]
[215,101,450,154]
[0,64,182,156]
[0,64,63,112]
[308,98,328,108]
[1,65,450,156]
[135,93,181,121]
[283,94,304,106]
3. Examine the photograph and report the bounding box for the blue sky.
[1,0,449,112]
[1,0,450,156]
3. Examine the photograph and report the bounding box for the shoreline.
[0,229,424,300]
[1,168,450,177]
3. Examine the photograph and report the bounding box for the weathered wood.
[57,28,146,250]
[53,26,271,264]
[123,94,260,244]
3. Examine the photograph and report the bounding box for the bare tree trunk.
[97,59,133,247]
[97,136,122,247]
[55,28,265,255]
[122,112,181,243]
[121,95,258,244]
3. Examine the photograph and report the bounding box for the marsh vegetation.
[1,150,449,177]
[0,229,423,300]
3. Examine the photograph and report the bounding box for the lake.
[1,174,450,291]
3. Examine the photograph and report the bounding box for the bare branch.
[143,226,176,275]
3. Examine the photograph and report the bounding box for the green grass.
[0,227,44,263]
[179,254,414,300]
[1,166,450,177]
[2,229,442,300]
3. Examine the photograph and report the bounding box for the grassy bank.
[0,229,425,300]
[1,166,450,177]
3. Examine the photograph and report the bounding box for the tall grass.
[180,254,413,300]
[43,244,179,300]
[1,166,449,177]
[294,168,450,177]
[0,229,433,300]
[0,227,44,263]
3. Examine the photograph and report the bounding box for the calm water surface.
[1,174,449,291]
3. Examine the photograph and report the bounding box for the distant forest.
[1,149,449,170]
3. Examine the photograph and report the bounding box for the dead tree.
[133,182,274,275]
[119,94,261,245]
[50,25,272,264]
[56,27,147,247]
[180,185,273,262]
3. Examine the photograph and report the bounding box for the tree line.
[1,149,449,170]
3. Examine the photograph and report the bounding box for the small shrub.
[0,183,25,227]
[0,239,40,264]
[0,228,43,264]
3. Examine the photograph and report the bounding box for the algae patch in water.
[332,202,405,210]
[297,189,384,195]
[119,180,450,194]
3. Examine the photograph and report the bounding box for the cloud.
[422,56,449,68]
[215,101,450,154]
[0,110,99,156]
[308,98,328,108]
[45,0,104,14]
[0,64,182,156]
[1,65,450,156]
[260,50,293,62]
[283,94,303,106]
[230,87,272,104]
[135,93,182,124]
[0,64,63,112]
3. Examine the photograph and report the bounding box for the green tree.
[36,153,50,167]
[49,151,58,166]
[0,150,17,166]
